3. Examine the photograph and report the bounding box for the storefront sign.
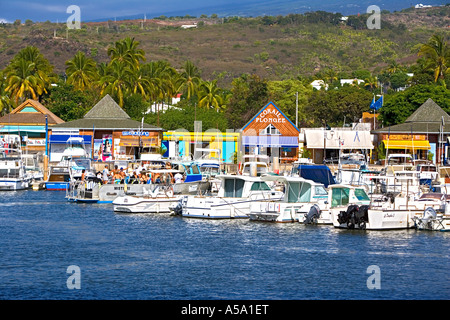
[255,107,286,124]
[122,130,149,137]
[26,139,46,146]
[382,134,426,141]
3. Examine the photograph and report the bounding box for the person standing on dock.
[102,165,110,184]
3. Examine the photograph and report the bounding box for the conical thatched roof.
[373,98,450,134]
[84,94,130,119]
[405,98,450,123]
[51,94,163,131]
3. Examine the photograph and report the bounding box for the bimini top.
[291,164,336,188]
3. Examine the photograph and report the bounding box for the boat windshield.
[314,186,328,197]
[286,182,312,203]
[243,164,268,176]
[331,187,350,208]
[354,188,370,201]
[199,165,220,175]
[191,164,200,174]
[73,159,91,169]
[250,181,271,191]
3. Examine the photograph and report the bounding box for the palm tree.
[15,46,54,83]
[418,34,449,84]
[65,51,98,91]
[386,60,404,74]
[5,59,46,104]
[140,62,162,103]
[323,68,338,85]
[107,37,146,70]
[197,80,223,111]
[131,67,152,100]
[180,60,201,100]
[218,90,232,111]
[364,76,378,91]
[0,72,12,115]
[4,46,54,104]
[99,60,134,107]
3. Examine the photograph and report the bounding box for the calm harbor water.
[0,190,449,300]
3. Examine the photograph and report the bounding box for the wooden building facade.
[241,102,299,163]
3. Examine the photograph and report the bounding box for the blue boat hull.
[45,182,69,191]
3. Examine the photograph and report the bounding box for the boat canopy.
[291,164,336,187]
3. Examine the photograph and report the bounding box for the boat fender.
[304,204,321,224]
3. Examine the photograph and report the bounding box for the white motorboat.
[329,190,444,230]
[45,137,94,190]
[195,148,222,193]
[113,185,181,213]
[247,175,329,223]
[0,146,31,191]
[415,162,438,186]
[413,207,450,232]
[180,174,284,219]
[240,154,270,177]
[411,193,450,231]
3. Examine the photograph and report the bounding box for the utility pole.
[295,92,298,128]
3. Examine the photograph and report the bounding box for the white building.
[311,80,328,91]
[415,4,432,8]
[146,94,182,114]
[340,79,365,86]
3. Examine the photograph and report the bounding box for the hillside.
[0,6,449,86]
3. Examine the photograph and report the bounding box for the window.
[331,188,350,208]
[250,181,271,191]
[191,164,200,174]
[314,186,328,196]
[286,182,311,203]
[224,178,245,198]
[260,124,280,135]
[354,188,370,201]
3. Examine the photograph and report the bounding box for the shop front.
[49,94,163,163]
[162,131,240,163]
[110,130,161,161]
[381,134,432,161]
[241,102,299,163]
[301,127,374,164]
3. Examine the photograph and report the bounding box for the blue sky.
[0,0,446,23]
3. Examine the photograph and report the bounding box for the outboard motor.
[354,205,370,229]
[170,196,187,216]
[420,207,437,229]
[304,204,321,224]
[337,204,359,227]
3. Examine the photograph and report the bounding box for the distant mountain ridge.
[86,0,447,22]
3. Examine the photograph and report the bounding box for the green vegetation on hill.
[0,7,449,131]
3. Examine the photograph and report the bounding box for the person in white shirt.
[174,172,183,183]
[102,165,110,184]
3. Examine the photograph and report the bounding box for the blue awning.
[49,134,92,144]
[242,136,298,148]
